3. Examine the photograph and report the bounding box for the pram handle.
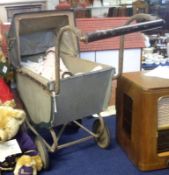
[80,14,165,80]
[81,18,165,43]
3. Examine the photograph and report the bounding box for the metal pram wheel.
[35,136,49,170]
[92,119,111,149]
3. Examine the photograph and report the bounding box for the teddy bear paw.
[14,155,39,175]
[16,166,35,175]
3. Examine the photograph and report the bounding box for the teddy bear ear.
[14,109,26,125]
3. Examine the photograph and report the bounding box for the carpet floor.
[4,116,169,175]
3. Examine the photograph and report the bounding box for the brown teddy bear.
[0,105,43,175]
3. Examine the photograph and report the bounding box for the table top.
[121,71,169,91]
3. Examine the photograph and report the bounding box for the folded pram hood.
[7,10,79,68]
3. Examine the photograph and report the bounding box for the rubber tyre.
[92,119,111,149]
[35,136,49,170]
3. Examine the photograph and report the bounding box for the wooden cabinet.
[116,71,169,171]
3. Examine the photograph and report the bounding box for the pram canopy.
[8,10,79,68]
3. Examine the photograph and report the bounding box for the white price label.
[2,65,8,73]
[0,139,22,162]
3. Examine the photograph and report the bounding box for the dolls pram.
[7,10,115,168]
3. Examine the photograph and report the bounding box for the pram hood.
[8,10,79,68]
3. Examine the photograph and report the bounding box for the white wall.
[80,48,142,74]
[46,0,59,10]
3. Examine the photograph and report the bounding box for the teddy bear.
[0,78,43,175]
